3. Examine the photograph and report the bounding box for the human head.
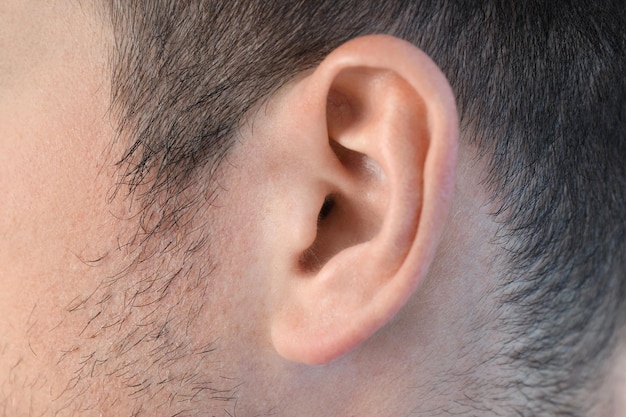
[1,1,624,416]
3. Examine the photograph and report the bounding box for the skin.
[0,2,623,416]
[0,1,118,413]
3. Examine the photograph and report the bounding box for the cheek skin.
[0,1,119,328]
[0,3,269,414]
[0,3,138,413]
[0,21,114,328]
[0,11,267,414]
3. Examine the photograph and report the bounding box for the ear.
[259,35,458,365]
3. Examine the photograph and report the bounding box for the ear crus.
[262,35,458,365]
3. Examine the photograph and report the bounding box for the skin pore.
[0,1,622,416]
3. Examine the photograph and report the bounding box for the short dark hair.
[103,1,626,414]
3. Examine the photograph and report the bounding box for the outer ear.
[262,35,458,365]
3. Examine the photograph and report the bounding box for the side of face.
[0,0,124,413]
[0,2,257,414]
[1,2,622,417]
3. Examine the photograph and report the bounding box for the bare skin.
[0,2,622,416]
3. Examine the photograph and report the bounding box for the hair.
[103,0,626,414]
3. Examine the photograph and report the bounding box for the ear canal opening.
[298,139,384,273]
[299,193,339,273]
[317,195,336,224]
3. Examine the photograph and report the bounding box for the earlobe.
[265,35,458,365]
